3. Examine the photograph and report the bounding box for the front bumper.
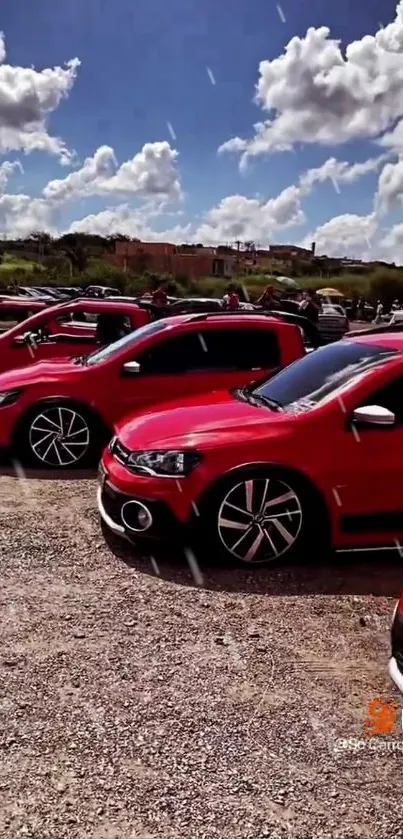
[97,463,191,545]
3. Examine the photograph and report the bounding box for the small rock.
[2,658,19,668]
[73,631,86,639]
[359,617,366,627]
[215,635,230,646]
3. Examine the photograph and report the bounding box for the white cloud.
[43,142,181,203]
[0,160,23,193]
[67,204,191,241]
[219,2,403,164]
[379,222,403,261]
[0,32,80,163]
[302,213,378,258]
[0,194,55,239]
[66,184,304,246]
[300,154,388,191]
[193,186,304,244]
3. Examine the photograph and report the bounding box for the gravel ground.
[1,470,403,839]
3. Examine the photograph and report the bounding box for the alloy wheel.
[29,406,90,467]
[217,476,302,563]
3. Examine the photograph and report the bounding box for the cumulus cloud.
[0,160,23,193]
[300,154,388,191]
[301,213,378,258]
[43,142,181,202]
[0,32,80,163]
[0,194,55,238]
[67,204,191,241]
[219,2,403,164]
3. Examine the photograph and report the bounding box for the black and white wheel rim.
[217,477,302,563]
[29,407,90,467]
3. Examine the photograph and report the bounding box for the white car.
[318,303,349,343]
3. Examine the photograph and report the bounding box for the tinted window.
[198,328,279,370]
[137,333,206,374]
[136,327,280,375]
[0,307,33,328]
[85,319,169,366]
[253,341,399,413]
[363,375,403,423]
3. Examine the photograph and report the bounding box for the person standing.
[299,290,320,323]
[223,284,240,309]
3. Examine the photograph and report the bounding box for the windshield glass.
[252,341,399,414]
[85,319,169,366]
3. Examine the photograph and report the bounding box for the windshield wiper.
[234,387,283,411]
[253,394,283,411]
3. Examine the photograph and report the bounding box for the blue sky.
[1,0,403,259]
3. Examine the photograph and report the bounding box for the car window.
[361,375,403,423]
[197,328,280,370]
[136,333,207,374]
[252,341,400,413]
[85,319,169,365]
[135,327,280,375]
[0,307,33,328]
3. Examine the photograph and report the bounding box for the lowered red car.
[98,332,403,565]
[0,298,149,374]
[0,313,305,468]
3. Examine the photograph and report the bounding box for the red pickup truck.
[0,312,310,468]
[0,298,150,374]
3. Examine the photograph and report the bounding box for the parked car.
[82,285,122,298]
[318,303,349,343]
[0,298,50,333]
[0,313,309,468]
[98,331,403,565]
[0,299,149,374]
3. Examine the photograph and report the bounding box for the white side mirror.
[122,361,141,375]
[352,405,395,426]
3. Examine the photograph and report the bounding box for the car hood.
[116,390,293,450]
[0,357,83,389]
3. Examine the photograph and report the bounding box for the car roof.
[160,313,291,328]
[347,332,403,351]
[0,297,47,308]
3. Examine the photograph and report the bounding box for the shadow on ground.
[101,522,402,598]
[0,458,96,481]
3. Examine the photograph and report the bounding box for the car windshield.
[84,319,169,366]
[251,341,400,414]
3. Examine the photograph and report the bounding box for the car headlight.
[126,450,202,477]
[0,388,23,407]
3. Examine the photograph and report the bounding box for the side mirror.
[352,405,395,427]
[122,361,141,375]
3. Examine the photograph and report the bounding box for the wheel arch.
[12,395,113,451]
[193,461,331,535]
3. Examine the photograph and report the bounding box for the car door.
[330,373,403,542]
[112,325,282,417]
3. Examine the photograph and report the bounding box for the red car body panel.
[0,314,304,450]
[101,332,403,552]
[0,299,149,374]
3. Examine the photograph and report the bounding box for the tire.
[16,402,105,469]
[196,466,329,567]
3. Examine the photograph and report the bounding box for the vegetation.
[0,232,402,305]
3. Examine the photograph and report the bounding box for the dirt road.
[0,470,402,839]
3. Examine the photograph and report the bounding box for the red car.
[98,332,403,565]
[0,314,305,468]
[0,297,49,332]
[0,298,150,374]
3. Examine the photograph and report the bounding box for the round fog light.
[121,500,153,533]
